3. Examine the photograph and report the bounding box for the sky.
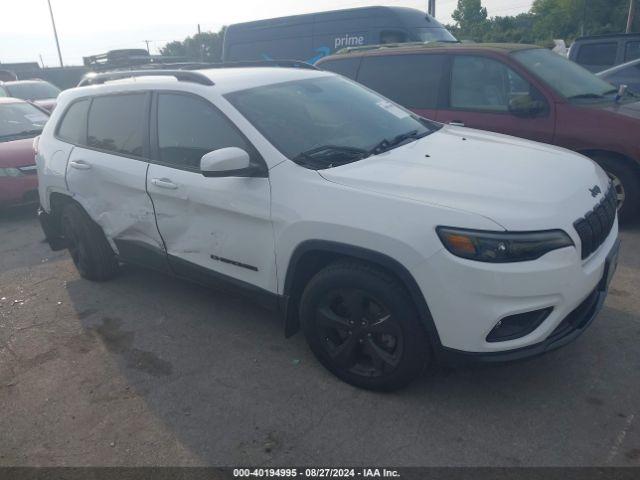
[1,0,534,66]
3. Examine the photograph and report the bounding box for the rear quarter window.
[356,54,445,109]
[625,41,640,62]
[576,42,618,70]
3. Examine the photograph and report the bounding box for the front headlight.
[0,168,23,177]
[436,227,574,263]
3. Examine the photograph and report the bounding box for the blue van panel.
[222,6,454,63]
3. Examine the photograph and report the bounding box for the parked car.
[222,6,456,64]
[0,98,49,208]
[597,57,640,93]
[37,66,618,391]
[0,79,61,112]
[569,33,640,73]
[317,43,640,222]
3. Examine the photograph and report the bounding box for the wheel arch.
[579,149,640,173]
[281,240,442,351]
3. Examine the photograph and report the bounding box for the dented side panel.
[66,147,165,253]
[147,163,276,292]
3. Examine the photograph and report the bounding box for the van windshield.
[412,27,457,43]
[512,48,620,101]
[226,76,440,169]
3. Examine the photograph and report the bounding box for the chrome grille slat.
[573,183,617,260]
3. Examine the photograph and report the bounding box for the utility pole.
[581,0,587,36]
[627,0,637,33]
[47,0,63,67]
[428,0,436,17]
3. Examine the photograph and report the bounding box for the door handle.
[69,160,92,170]
[449,121,466,127]
[151,178,178,190]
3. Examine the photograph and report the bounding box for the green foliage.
[160,27,226,62]
[450,0,636,45]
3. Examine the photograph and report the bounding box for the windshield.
[5,82,61,101]
[0,102,48,140]
[512,48,618,100]
[412,27,457,43]
[226,76,439,167]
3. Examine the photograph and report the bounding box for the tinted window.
[226,76,438,165]
[576,42,617,69]
[357,54,445,109]
[513,48,617,100]
[87,94,147,157]
[0,87,7,97]
[625,41,640,62]
[57,99,89,144]
[157,93,250,169]
[318,58,361,79]
[450,55,537,112]
[380,30,407,44]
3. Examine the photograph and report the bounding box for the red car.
[0,98,49,208]
[0,79,61,112]
[317,44,640,221]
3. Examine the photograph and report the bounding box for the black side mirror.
[508,95,546,118]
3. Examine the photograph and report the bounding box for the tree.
[531,0,630,42]
[161,27,226,62]
[451,0,489,41]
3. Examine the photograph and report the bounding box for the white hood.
[319,126,610,231]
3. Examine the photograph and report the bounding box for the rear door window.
[87,93,147,157]
[357,54,445,109]
[576,42,618,71]
[318,58,361,79]
[57,99,90,144]
[625,41,640,62]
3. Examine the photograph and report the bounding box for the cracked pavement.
[1,207,639,466]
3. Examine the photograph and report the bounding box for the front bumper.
[413,222,619,357]
[439,276,607,363]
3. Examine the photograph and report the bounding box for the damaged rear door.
[146,92,276,294]
[65,91,167,269]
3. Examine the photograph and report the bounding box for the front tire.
[300,261,430,391]
[61,203,119,281]
[590,155,640,223]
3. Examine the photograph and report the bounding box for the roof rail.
[78,69,214,87]
[199,60,318,70]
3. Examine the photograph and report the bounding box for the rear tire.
[590,155,640,223]
[300,261,430,391]
[61,203,119,281]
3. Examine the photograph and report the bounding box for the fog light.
[486,307,553,343]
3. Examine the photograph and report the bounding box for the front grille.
[573,184,617,259]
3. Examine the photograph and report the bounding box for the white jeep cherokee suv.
[36,65,619,390]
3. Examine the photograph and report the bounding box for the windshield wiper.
[567,93,605,100]
[369,129,430,155]
[293,145,370,170]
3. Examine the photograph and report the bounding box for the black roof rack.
[78,69,214,87]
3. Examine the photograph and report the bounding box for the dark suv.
[317,43,640,222]
[569,33,640,73]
